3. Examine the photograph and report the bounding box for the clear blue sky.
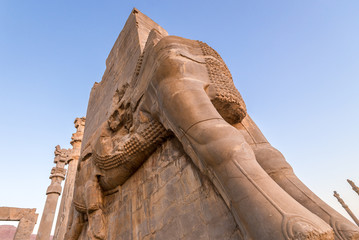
[0,0,358,233]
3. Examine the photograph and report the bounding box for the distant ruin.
[0,119,86,240]
[0,207,38,240]
[36,118,85,240]
[333,180,359,228]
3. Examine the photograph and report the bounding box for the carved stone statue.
[65,9,359,240]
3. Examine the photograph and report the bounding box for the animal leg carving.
[84,179,106,240]
[140,36,334,240]
[235,115,359,240]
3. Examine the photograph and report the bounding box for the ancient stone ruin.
[0,207,38,240]
[55,8,359,240]
[36,145,68,240]
[348,180,359,197]
[333,180,359,228]
[0,123,85,240]
[36,118,85,240]
[2,7,358,240]
[333,191,359,227]
[53,118,86,240]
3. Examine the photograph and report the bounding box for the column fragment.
[53,117,85,240]
[36,146,68,240]
[334,191,359,227]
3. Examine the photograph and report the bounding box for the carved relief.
[65,9,359,240]
[93,120,169,171]
[198,40,246,124]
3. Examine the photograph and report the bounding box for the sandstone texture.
[36,146,68,240]
[53,118,85,240]
[0,207,38,240]
[64,8,359,240]
[73,138,242,240]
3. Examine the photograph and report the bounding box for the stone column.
[36,146,68,240]
[348,179,359,196]
[334,191,359,226]
[53,117,85,240]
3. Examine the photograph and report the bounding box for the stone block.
[181,223,209,240]
[180,163,202,196]
[154,219,181,240]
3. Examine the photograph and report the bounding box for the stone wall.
[78,138,242,240]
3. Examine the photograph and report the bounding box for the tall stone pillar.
[53,117,85,240]
[348,179,359,196]
[36,146,68,240]
[334,191,359,227]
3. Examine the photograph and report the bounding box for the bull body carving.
[65,30,359,240]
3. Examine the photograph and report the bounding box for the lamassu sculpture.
[65,9,359,240]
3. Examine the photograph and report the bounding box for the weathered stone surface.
[0,207,38,240]
[65,8,359,240]
[81,8,167,149]
[73,138,241,240]
[348,179,359,196]
[333,191,359,227]
[37,146,68,240]
[53,117,85,240]
[235,116,359,239]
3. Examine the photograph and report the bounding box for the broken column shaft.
[53,117,85,240]
[36,146,68,240]
[348,179,359,197]
[334,191,359,227]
